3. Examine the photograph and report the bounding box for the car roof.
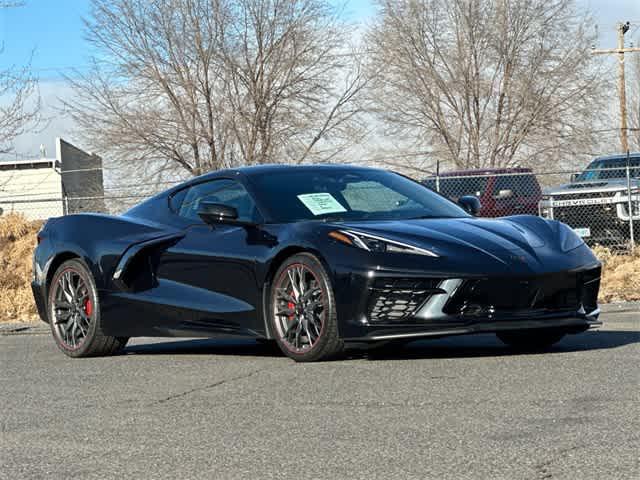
[185,163,382,184]
[234,163,378,176]
[428,167,533,178]
[591,153,640,163]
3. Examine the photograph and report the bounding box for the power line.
[592,21,640,152]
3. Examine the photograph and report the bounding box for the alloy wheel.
[51,268,94,350]
[272,263,326,353]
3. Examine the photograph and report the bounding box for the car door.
[154,178,274,336]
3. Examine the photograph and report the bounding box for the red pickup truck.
[423,168,543,218]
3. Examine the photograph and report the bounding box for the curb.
[599,301,640,314]
[0,322,49,335]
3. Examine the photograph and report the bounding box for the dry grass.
[0,214,638,323]
[0,214,42,323]
[592,245,640,303]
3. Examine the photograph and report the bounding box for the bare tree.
[0,2,41,155]
[366,0,609,173]
[64,0,367,181]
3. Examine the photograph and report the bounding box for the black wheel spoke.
[276,288,296,304]
[54,300,72,309]
[275,307,295,317]
[294,322,302,348]
[54,310,72,323]
[301,286,321,302]
[304,323,315,346]
[284,317,299,338]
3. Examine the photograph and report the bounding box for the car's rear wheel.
[496,329,566,350]
[48,259,128,357]
[269,253,343,362]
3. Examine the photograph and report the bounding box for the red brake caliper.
[84,298,93,316]
[287,290,295,322]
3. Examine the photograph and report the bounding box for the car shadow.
[123,338,284,357]
[359,329,640,361]
[122,329,639,361]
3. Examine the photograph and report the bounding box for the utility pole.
[592,22,640,152]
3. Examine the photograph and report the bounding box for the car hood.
[335,215,577,274]
[545,178,640,196]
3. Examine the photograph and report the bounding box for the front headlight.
[329,230,439,257]
[622,200,640,217]
[557,222,584,252]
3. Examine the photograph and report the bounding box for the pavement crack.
[150,367,269,406]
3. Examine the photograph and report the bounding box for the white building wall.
[0,161,64,220]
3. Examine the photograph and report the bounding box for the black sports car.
[31,165,602,362]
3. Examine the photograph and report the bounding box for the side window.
[440,177,488,199]
[493,175,534,197]
[172,179,258,223]
[633,158,640,178]
[601,161,625,180]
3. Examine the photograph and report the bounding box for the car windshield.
[250,168,469,223]
[576,158,640,181]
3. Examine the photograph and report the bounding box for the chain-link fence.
[419,158,639,252]
[1,160,638,251]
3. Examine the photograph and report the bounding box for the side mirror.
[495,189,513,199]
[458,195,481,216]
[197,202,239,225]
[570,173,579,183]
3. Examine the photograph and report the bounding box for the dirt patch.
[0,214,42,323]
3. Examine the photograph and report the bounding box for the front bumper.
[335,263,602,342]
[31,281,49,323]
[346,310,601,342]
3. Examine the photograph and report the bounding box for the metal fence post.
[626,150,635,252]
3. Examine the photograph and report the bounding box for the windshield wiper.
[319,215,347,222]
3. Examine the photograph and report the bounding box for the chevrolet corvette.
[31,165,602,361]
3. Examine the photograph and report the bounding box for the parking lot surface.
[1,312,638,480]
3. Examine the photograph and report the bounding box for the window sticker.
[297,193,347,216]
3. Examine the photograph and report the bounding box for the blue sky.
[0,0,639,158]
[1,0,637,79]
[0,0,377,80]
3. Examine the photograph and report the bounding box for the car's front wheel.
[268,253,343,362]
[496,329,566,350]
[48,259,128,357]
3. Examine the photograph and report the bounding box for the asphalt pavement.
[1,311,638,480]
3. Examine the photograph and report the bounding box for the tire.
[48,259,128,358]
[268,253,343,362]
[496,329,566,351]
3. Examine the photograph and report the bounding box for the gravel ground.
[0,310,638,480]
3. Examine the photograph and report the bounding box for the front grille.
[553,204,616,227]
[443,267,600,318]
[367,278,444,322]
[554,191,616,201]
[553,204,628,245]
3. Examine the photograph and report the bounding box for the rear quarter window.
[439,177,489,199]
[493,174,541,196]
